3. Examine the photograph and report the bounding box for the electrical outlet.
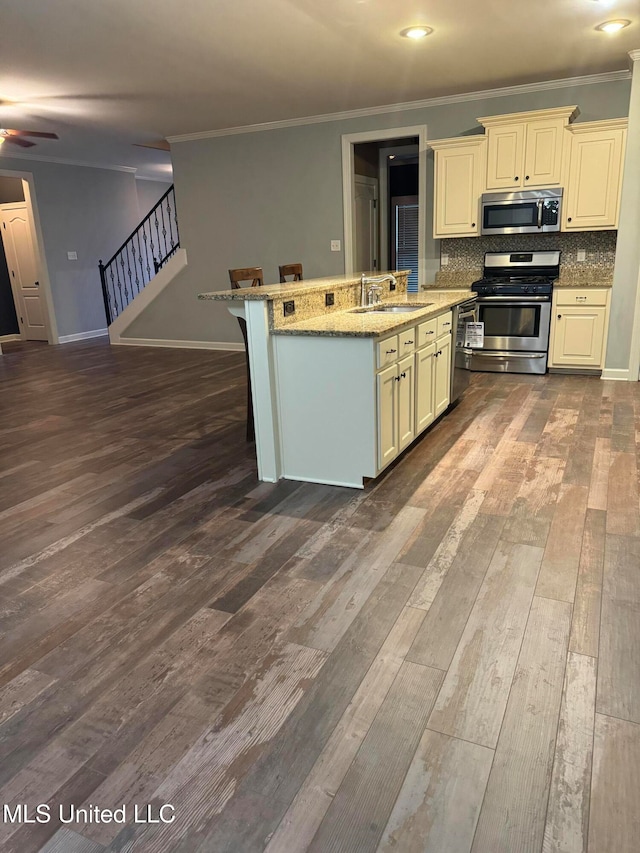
[325,292,335,307]
[283,300,295,316]
[577,249,586,262]
[330,240,341,252]
[441,254,449,266]
[67,251,78,261]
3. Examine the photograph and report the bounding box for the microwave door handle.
[537,199,544,229]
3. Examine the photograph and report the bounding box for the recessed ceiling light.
[596,19,631,33]
[400,26,433,40]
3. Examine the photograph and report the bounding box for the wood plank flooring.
[0,339,639,853]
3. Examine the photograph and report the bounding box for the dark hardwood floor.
[0,339,638,853]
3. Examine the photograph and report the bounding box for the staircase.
[99,185,179,324]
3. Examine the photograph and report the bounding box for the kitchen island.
[200,272,475,487]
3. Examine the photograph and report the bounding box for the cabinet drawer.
[417,318,438,347]
[555,288,609,307]
[377,335,399,369]
[398,327,417,355]
[437,311,453,337]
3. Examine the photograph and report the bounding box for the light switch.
[330,240,341,252]
[577,249,586,262]
[67,251,78,261]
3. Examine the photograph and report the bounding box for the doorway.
[0,171,56,345]
[342,125,427,290]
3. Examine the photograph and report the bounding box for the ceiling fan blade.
[6,129,59,139]
[133,140,170,151]
[3,136,36,148]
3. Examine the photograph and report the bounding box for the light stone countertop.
[272,290,475,338]
[554,274,613,288]
[198,271,412,302]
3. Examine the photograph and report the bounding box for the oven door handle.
[537,199,544,229]
[458,311,478,321]
[467,351,546,358]
[476,296,551,304]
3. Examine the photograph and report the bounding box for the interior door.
[0,203,47,341]
[354,176,379,273]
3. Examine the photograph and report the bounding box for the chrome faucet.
[360,273,398,307]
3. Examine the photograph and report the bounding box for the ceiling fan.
[0,128,59,148]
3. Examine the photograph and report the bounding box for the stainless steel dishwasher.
[451,297,478,403]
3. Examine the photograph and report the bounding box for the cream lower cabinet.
[434,334,452,416]
[274,310,455,488]
[548,288,610,370]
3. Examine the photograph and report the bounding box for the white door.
[0,203,47,341]
[354,176,379,273]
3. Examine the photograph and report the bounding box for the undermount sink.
[352,303,433,314]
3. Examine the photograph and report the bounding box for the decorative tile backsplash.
[439,231,617,277]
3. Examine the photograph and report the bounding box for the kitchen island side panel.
[274,335,377,488]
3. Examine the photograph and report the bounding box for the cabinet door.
[415,343,435,433]
[434,335,452,417]
[377,363,398,470]
[564,129,625,230]
[434,144,483,237]
[523,118,564,187]
[550,307,607,368]
[485,123,525,190]
[397,354,415,452]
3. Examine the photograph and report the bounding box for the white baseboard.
[0,333,22,343]
[58,328,108,343]
[112,337,244,351]
[601,368,632,381]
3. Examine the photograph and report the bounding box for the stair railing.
[99,185,179,325]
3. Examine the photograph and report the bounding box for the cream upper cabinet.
[562,119,627,231]
[478,106,578,191]
[428,137,486,238]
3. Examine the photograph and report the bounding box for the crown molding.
[0,150,137,173]
[167,69,631,143]
[477,105,579,127]
[427,135,487,150]
[566,117,628,133]
[629,50,640,65]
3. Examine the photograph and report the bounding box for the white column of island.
[200,272,475,488]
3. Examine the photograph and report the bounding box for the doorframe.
[341,125,427,284]
[353,174,379,272]
[0,168,58,344]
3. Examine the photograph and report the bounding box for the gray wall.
[0,156,140,337]
[0,176,25,204]
[136,178,172,218]
[125,77,631,346]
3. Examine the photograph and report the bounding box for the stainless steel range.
[468,250,560,375]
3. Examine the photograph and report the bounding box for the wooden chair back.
[279,263,303,283]
[228,267,264,289]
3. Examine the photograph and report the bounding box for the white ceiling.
[0,0,637,178]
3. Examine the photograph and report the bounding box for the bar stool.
[279,263,303,283]
[228,267,264,441]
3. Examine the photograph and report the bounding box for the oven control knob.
[531,286,538,294]
[523,286,530,293]
[491,287,497,295]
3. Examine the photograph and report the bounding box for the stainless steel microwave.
[481,188,563,235]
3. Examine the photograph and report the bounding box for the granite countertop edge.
[272,290,475,338]
[553,277,613,288]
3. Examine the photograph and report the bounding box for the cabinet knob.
[525,175,530,181]
[515,176,519,181]
[471,223,476,228]
[567,217,572,222]
[557,314,562,319]
[400,372,406,379]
